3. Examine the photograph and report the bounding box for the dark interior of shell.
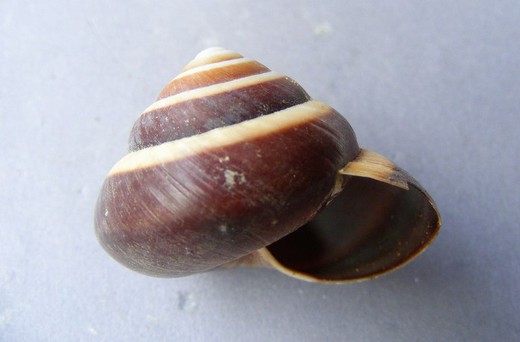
[266,174,440,281]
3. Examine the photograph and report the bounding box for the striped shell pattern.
[95,48,360,277]
[95,47,441,282]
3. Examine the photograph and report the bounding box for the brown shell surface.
[95,48,360,277]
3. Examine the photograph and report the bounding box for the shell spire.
[181,47,244,71]
[128,47,315,152]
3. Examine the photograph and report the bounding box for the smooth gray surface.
[1,0,519,341]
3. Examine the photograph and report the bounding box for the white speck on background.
[313,22,333,36]
[87,327,98,336]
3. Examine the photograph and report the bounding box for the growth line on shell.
[142,71,283,114]
[110,100,332,175]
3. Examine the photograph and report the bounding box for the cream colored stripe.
[174,57,252,80]
[183,48,242,70]
[110,100,331,175]
[142,71,282,114]
[339,149,409,190]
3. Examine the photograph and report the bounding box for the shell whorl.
[96,48,359,277]
[129,48,312,152]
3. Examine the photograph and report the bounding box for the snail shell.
[95,47,441,282]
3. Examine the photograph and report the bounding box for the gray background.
[1,0,519,341]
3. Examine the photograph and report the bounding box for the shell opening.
[264,176,440,282]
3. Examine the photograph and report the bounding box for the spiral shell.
[96,48,359,277]
[95,47,441,282]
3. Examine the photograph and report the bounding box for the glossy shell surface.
[95,48,360,277]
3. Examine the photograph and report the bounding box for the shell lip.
[223,149,442,283]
